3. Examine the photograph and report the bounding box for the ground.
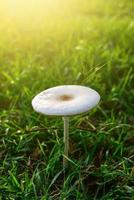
[0,0,134,199]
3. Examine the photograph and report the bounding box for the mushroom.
[32,85,100,167]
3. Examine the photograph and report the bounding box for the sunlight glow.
[0,0,89,31]
[4,0,67,15]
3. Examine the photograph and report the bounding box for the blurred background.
[0,0,134,94]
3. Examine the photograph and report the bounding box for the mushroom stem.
[62,116,69,167]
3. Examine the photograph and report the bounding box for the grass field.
[0,0,134,199]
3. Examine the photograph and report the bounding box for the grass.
[0,0,134,199]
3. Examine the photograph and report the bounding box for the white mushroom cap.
[32,85,100,116]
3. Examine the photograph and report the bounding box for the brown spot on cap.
[58,94,74,101]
